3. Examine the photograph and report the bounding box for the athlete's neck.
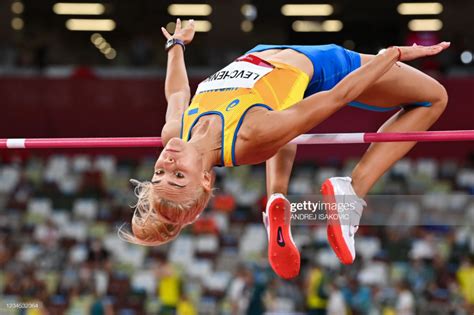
[188,118,222,169]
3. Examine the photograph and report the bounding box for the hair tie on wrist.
[396,47,402,61]
[387,46,402,61]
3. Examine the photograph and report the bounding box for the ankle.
[351,175,368,198]
[268,186,288,197]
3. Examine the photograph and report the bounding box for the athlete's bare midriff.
[252,49,314,80]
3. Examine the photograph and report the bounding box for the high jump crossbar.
[1,130,474,149]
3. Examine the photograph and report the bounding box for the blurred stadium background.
[1,0,474,314]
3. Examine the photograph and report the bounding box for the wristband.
[165,38,185,52]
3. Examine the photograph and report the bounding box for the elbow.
[166,87,191,102]
[180,85,191,97]
[182,88,191,103]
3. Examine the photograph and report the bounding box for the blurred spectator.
[305,263,328,315]
[34,219,59,249]
[0,234,11,266]
[90,294,114,315]
[227,266,252,315]
[245,269,266,315]
[87,239,110,266]
[407,259,434,293]
[263,277,301,313]
[176,294,197,315]
[456,255,474,311]
[395,280,415,315]
[157,261,182,315]
[341,279,372,315]
[326,282,346,315]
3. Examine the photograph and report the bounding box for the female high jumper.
[121,19,449,279]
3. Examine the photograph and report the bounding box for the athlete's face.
[153,138,207,200]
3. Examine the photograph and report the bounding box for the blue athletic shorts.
[245,44,431,112]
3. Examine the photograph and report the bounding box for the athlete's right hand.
[398,41,450,61]
[161,18,195,45]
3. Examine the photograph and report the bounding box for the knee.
[430,83,448,115]
[420,83,448,121]
[279,143,297,154]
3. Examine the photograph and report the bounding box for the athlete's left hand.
[398,41,450,61]
[161,18,195,45]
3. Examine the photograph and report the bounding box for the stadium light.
[90,33,103,45]
[460,51,473,64]
[168,4,212,16]
[105,48,117,60]
[90,33,116,59]
[53,3,105,15]
[98,42,109,50]
[292,20,343,32]
[397,2,443,15]
[408,19,442,31]
[241,20,253,32]
[190,20,211,32]
[241,4,257,21]
[11,1,24,14]
[281,4,333,16]
[11,17,24,30]
[323,20,343,32]
[102,46,112,54]
[66,19,116,31]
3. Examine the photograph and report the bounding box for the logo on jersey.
[187,108,198,116]
[226,99,240,111]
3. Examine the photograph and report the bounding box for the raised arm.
[258,43,450,150]
[164,46,190,120]
[160,19,195,143]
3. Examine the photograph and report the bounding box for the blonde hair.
[119,180,212,246]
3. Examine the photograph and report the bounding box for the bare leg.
[351,54,448,197]
[264,143,301,280]
[265,143,297,197]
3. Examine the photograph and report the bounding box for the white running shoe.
[321,177,366,264]
[262,193,300,279]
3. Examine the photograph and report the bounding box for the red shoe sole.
[321,179,355,265]
[267,197,300,279]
